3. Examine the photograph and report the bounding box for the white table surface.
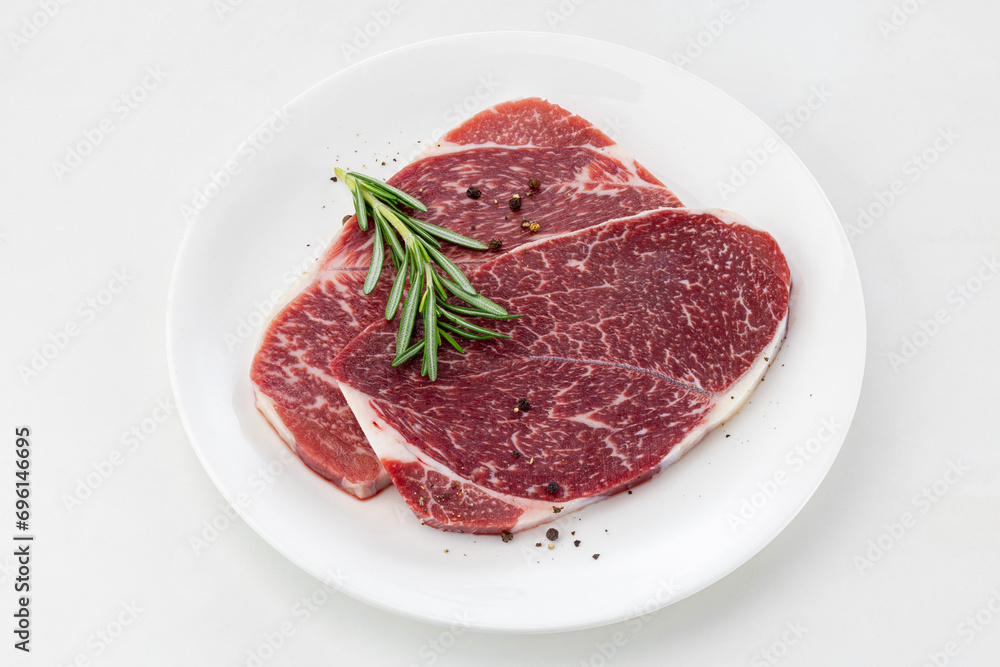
[3,2,998,665]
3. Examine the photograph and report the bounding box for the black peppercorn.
[528,177,541,190]
[517,398,531,411]
[547,481,559,494]
[488,238,503,252]
[546,528,559,541]
[508,194,521,211]
[466,186,482,199]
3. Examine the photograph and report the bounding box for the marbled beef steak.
[333,208,791,532]
[250,98,682,498]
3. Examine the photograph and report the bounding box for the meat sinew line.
[332,208,790,533]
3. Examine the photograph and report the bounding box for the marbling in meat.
[250,98,682,498]
[333,208,790,532]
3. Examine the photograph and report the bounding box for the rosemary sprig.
[335,168,518,381]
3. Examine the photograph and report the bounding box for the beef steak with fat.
[250,98,682,498]
[332,208,791,532]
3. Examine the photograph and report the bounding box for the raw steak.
[250,98,682,498]
[332,208,791,532]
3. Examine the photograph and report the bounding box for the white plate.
[167,32,865,633]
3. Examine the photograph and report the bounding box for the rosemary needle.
[335,168,518,380]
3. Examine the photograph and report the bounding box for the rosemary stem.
[335,167,515,381]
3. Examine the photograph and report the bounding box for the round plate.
[167,32,865,633]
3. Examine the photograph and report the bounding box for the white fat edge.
[337,206,787,518]
[710,310,789,427]
[692,207,763,233]
[247,224,348,450]
[412,139,657,185]
[339,382,602,530]
[418,139,624,157]
[248,265,334,462]
[254,383,390,499]
[482,205,680,261]
[410,139,553,164]
[677,204,792,429]
[509,493,604,533]
[336,461,391,500]
[500,208,771,259]
[337,383,429,469]
[253,388,297,447]
[247,169,707,505]
[334,311,787,527]
[345,474,391,500]
[590,142,668,189]
[253,386,386,498]
[590,206,790,478]
[653,310,789,477]
[247,221,376,491]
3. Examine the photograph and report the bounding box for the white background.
[2,1,998,665]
